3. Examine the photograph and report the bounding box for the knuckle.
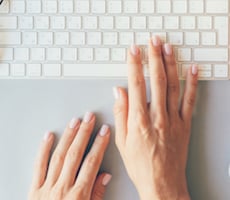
[113,104,124,116]
[73,184,87,198]
[186,97,196,107]
[132,75,145,87]
[168,83,179,93]
[66,148,83,164]
[154,74,167,83]
[51,153,65,166]
[85,154,99,168]
[93,187,105,199]
[154,118,168,133]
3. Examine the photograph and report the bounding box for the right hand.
[113,37,198,200]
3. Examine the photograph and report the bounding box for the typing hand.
[113,36,198,200]
[29,112,111,200]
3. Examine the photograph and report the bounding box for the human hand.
[113,37,198,200]
[29,112,111,200]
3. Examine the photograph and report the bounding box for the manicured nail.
[102,174,112,186]
[83,112,93,123]
[164,43,172,56]
[130,44,139,56]
[192,64,198,75]
[99,125,109,136]
[113,87,120,100]
[43,131,51,141]
[152,35,161,46]
[69,118,79,129]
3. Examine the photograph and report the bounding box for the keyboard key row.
[0,31,226,46]
[0,63,228,79]
[0,16,227,31]
[0,0,228,14]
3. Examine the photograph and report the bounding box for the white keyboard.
[0,0,229,80]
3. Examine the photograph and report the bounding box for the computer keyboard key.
[14,48,29,61]
[107,1,122,14]
[43,1,58,13]
[75,1,90,14]
[115,17,130,30]
[198,17,212,29]
[0,64,9,76]
[67,16,81,29]
[44,64,61,77]
[189,0,204,13]
[201,32,216,46]
[177,48,191,61]
[39,32,53,45]
[119,32,134,45]
[0,17,17,29]
[173,0,187,13]
[59,1,73,13]
[35,16,49,29]
[103,32,118,45]
[11,64,25,77]
[214,65,228,78]
[111,48,126,62]
[185,32,200,45]
[0,32,21,45]
[194,48,228,62]
[164,16,179,29]
[83,16,98,29]
[156,1,171,13]
[87,32,101,45]
[51,16,65,29]
[23,32,37,45]
[19,16,33,29]
[91,1,105,14]
[63,48,77,61]
[206,0,228,13]
[27,64,42,77]
[135,32,150,45]
[95,48,110,61]
[11,1,25,13]
[0,1,9,13]
[132,17,146,30]
[78,48,93,61]
[0,48,13,61]
[148,16,163,29]
[71,32,85,45]
[30,48,45,61]
[55,32,69,45]
[140,1,155,14]
[47,48,61,61]
[180,16,196,30]
[168,32,183,45]
[124,1,138,13]
[99,17,114,30]
[27,1,41,13]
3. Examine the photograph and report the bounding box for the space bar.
[63,64,128,77]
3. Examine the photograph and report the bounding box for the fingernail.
[152,35,161,46]
[130,44,139,56]
[43,131,51,141]
[192,64,198,75]
[99,125,109,137]
[164,43,172,56]
[69,118,79,129]
[83,112,94,123]
[102,174,112,186]
[113,87,120,100]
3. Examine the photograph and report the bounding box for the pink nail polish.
[113,87,120,100]
[43,132,51,141]
[192,64,198,75]
[99,125,109,137]
[102,174,112,186]
[69,118,79,129]
[152,36,161,46]
[130,44,139,56]
[83,112,94,123]
[164,44,172,55]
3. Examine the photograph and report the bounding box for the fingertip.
[191,64,198,76]
[43,131,54,142]
[102,173,112,186]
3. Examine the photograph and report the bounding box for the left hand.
[28,112,111,200]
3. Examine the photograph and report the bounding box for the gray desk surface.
[0,80,229,200]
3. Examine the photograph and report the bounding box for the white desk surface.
[0,80,229,200]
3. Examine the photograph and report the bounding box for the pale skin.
[29,36,198,200]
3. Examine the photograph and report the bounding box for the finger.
[162,43,180,115]
[127,44,148,115]
[30,132,55,189]
[91,173,112,200]
[149,36,167,116]
[74,125,110,196]
[113,87,128,148]
[46,118,80,185]
[180,65,198,122]
[57,112,96,186]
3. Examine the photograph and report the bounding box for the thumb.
[91,173,112,200]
